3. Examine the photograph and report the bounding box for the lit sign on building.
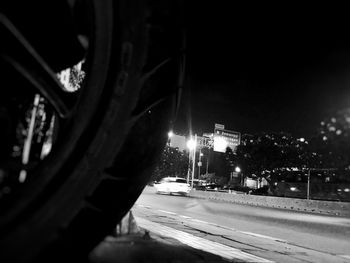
[213,128,241,153]
[169,134,187,151]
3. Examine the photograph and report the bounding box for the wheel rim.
[0,0,115,226]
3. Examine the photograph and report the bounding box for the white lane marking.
[157,210,177,215]
[191,219,209,224]
[136,217,274,263]
[338,255,350,260]
[137,206,286,243]
[238,231,286,243]
[137,204,151,209]
[179,215,192,219]
[198,222,286,243]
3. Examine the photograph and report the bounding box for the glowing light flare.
[213,136,228,153]
[187,139,197,150]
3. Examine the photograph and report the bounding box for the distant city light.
[235,166,241,173]
[168,131,174,138]
[299,138,305,142]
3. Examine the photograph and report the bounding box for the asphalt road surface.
[132,186,350,263]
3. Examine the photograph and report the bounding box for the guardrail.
[189,189,350,217]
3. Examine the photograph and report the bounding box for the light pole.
[198,150,203,179]
[186,136,197,186]
[186,150,191,184]
[307,169,311,200]
[205,149,210,175]
[191,134,197,188]
[235,166,242,186]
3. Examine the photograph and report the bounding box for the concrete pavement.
[89,225,230,263]
[89,186,350,263]
[89,211,230,263]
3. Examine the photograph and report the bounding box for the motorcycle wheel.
[0,0,183,262]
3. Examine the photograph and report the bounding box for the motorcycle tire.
[0,0,183,262]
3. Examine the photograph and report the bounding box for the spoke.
[141,58,171,83]
[131,57,182,120]
[131,58,172,117]
[0,14,77,118]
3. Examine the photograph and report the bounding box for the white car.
[154,177,191,196]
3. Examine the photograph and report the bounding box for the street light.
[198,149,203,179]
[167,131,174,146]
[186,138,196,150]
[235,166,242,185]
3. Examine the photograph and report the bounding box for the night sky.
[174,4,350,138]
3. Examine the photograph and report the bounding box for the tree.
[309,108,350,169]
[15,63,86,165]
[69,64,86,90]
[233,132,311,179]
[211,149,232,185]
[151,146,189,182]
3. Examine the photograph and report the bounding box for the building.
[169,134,187,152]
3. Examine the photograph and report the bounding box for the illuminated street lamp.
[167,131,174,146]
[198,150,203,179]
[186,138,196,150]
[235,166,243,185]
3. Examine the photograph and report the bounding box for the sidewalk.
[89,212,229,263]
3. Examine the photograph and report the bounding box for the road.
[132,186,350,263]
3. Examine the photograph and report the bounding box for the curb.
[189,190,350,217]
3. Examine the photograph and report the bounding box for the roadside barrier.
[189,190,350,217]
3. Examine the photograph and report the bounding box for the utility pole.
[191,134,197,188]
[186,150,191,184]
[307,169,310,200]
[206,149,210,175]
[198,148,202,179]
